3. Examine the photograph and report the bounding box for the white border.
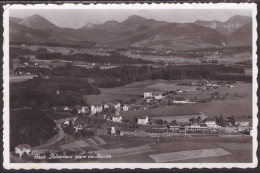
[3,3,258,169]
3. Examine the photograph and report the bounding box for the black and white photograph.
[3,3,258,169]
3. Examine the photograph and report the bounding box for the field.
[85,79,197,104]
[85,79,252,121]
[152,112,207,122]
[10,75,36,83]
[149,148,231,162]
[101,136,252,163]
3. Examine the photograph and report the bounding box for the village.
[13,78,252,161]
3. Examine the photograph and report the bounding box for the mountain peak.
[123,15,147,24]
[19,14,58,30]
[227,15,251,23]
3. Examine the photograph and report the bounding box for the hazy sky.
[10,9,252,29]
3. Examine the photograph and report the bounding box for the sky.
[10,9,252,29]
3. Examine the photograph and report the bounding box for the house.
[111,126,116,134]
[154,93,163,100]
[173,100,195,104]
[205,118,220,128]
[63,107,71,112]
[137,116,149,125]
[122,105,129,111]
[78,106,88,114]
[90,105,103,114]
[187,123,208,131]
[112,116,122,122]
[176,89,183,94]
[74,124,83,133]
[235,118,250,127]
[15,144,31,157]
[114,103,121,110]
[144,91,153,98]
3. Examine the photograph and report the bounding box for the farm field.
[101,136,252,163]
[85,79,200,104]
[10,75,36,83]
[149,148,231,162]
[122,98,252,121]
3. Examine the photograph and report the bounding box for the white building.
[111,126,116,134]
[144,91,153,98]
[137,116,149,125]
[176,89,183,94]
[90,105,103,114]
[78,106,88,114]
[235,118,250,127]
[154,94,163,100]
[122,105,129,111]
[205,118,220,128]
[114,103,121,110]
[15,144,31,157]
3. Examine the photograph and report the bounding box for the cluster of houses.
[144,91,176,100]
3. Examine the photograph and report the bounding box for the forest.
[10,109,56,151]
[36,52,154,64]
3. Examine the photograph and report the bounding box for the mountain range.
[10,14,252,49]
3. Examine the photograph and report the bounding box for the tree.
[189,118,196,124]
[71,107,78,115]
[154,119,164,125]
[196,116,201,123]
[227,115,235,126]
[216,115,225,127]
[171,120,177,124]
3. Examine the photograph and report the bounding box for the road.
[32,117,77,149]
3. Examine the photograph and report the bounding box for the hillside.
[109,23,227,49]
[10,109,56,151]
[194,15,251,36]
[228,22,252,46]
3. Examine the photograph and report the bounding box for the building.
[90,105,103,114]
[111,126,116,134]
[173,100,195,104]
[205,118,220,128]
[122,105,129,111]
[176,89,183,94]
[144,91,153,98]
[187,123,208,131]
[114,103,121,110]
[235,118,250,127]
[112,116,123,122]
[15,144,31,157]
[137,116,149,125]
[78,106,88,114]
[74,124,83,133]
[154,93,163,100]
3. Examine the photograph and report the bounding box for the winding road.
[33,117,78,149]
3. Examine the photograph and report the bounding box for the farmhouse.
[15,144,31,157]
[235,118,250,127]
[144,91,153,98]
[138,116,149,125]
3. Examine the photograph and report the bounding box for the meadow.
[85,79,252,121]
